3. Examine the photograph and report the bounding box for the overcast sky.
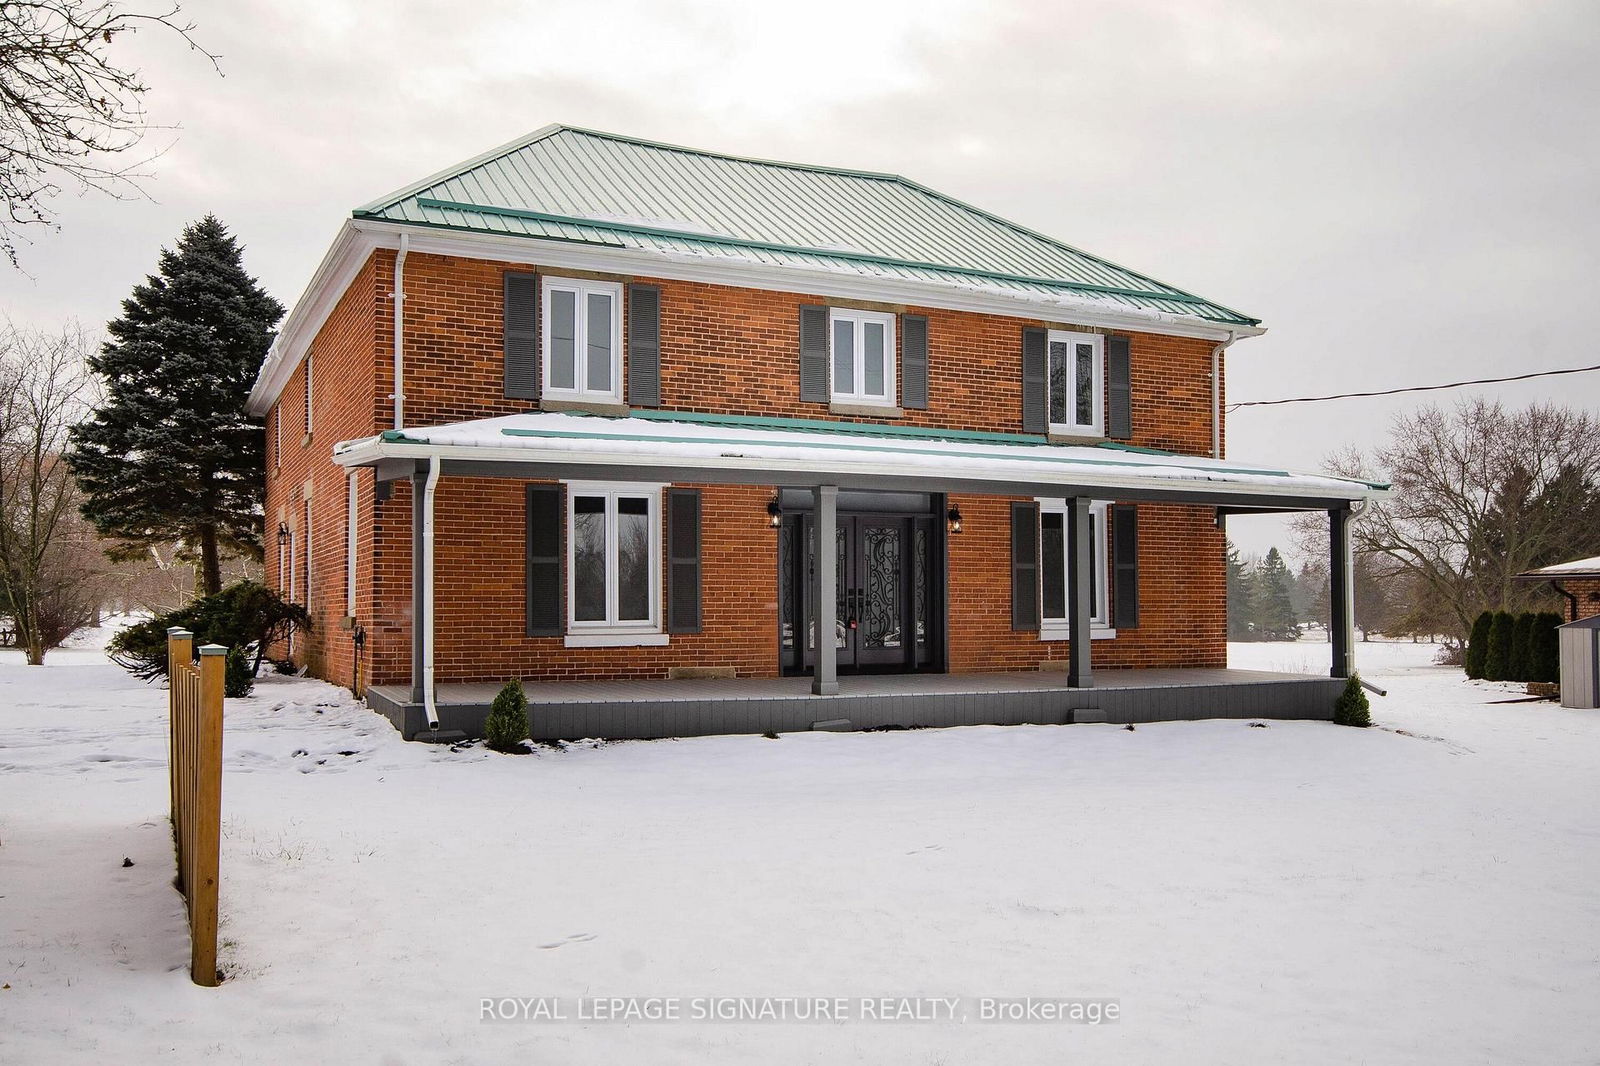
[2,0,1597,560]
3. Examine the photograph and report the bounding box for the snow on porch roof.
[334,411,1387,507]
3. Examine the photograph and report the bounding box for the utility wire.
[1228,361,1600,410]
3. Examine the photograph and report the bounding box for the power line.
[1228,361,1600,410]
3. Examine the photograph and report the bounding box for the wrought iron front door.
[791,514,930,673]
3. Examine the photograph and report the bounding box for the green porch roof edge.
[375,411,1388,491]
[398,198,1223,309]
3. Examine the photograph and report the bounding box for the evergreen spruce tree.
[1226,539,1254,640]
[1332,674,1371,727]
[484,680,529,752]
[68,216,284,596]
[1253,547,1299,642]
[1508,613,1535,683]
[1464,610,1493,679]
[1482,611,1515,681]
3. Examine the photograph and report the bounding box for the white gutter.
[392,232,409,430]
[331,435,1387,505]
[421,452,440,731]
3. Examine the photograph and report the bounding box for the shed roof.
[353,125,1258,328]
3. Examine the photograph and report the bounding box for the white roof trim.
[1521,555,1600,577]
[331,412,1383,505]
[246,220,1264,417]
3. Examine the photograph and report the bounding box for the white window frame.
[1046,329,1104,437]
[1036,498,1114,640]
[828,307,897,407]
[303,353,313,437]
[542,276,624,403]
[563,480,667,647]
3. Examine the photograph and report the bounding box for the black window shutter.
[504,272,539,400]
[1011,501,1040,631]
[667,488,702,633]
[1107,334,1132,440]
[525,484,562,636]
[627,283,661,407]
[901,314,928,410]
[1022,327,1047,433]
[799,305,829,403]
[1112,504,1139,629]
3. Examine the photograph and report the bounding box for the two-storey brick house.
[249,126,1384,740]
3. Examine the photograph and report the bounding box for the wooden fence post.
[166,629,225,987]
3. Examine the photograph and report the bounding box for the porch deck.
[368,667,1344,741]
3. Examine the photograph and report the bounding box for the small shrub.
[1332,674,1371,727]
[224,647,254,698]
[483,680,529,753]
[1508,613,1535,682]
[1464,610,1492,679]
[1482,611,1514,682]
[1433,642,1464,667]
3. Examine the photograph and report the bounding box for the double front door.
[780,511,938,673]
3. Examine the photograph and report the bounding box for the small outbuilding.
[1558,616,1600,709]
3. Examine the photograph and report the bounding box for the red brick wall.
[263,254,381,688]
[946,495,1226,672]
[1565,578,1600,622]
[268,247,1230,689]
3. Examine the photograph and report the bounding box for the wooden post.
[191,644,226,986]
[167,628,193,883]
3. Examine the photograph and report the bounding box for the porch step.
[1072,709,1107,724]
[810,718,854,732]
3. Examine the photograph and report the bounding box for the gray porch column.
[1066,496,1094,689]
[1329,506,1354,679]
[409,471,426,704]
[811,485,839,695]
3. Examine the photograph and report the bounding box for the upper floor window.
[1047,330,1103,436]
[1038,499,1110,633]
[543,276,623,402]
[830,308,896,407]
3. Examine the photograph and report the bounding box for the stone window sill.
[829,401,903,418]
[541,397,631,417]
[1039,626,1117,642]
[564,631,669,648]
[1046,431,1106,446]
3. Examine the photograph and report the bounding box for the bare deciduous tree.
[1298,399,1600,644]
[0,1,217,266]
[0,322,101,662]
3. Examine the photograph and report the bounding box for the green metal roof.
[354,126,1259,327]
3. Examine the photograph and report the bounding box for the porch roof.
[332,410,1388,509]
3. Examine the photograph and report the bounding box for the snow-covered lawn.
[4,638,1599,1064]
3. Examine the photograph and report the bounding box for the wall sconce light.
[946,504,963,534]
[767,496,782,529]
[276,521,291,546]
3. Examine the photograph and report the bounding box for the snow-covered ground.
[3,636,1598,1064]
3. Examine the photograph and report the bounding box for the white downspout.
[392,233,409,431]
[421,452,441,731]
[1211,329,1239,459]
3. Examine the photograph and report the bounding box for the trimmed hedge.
[1465,610,1492,679]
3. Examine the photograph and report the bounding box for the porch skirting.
[366,669,1344,742]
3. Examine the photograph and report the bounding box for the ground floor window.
[1038,499,1110,636]
[565,481,664,645]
